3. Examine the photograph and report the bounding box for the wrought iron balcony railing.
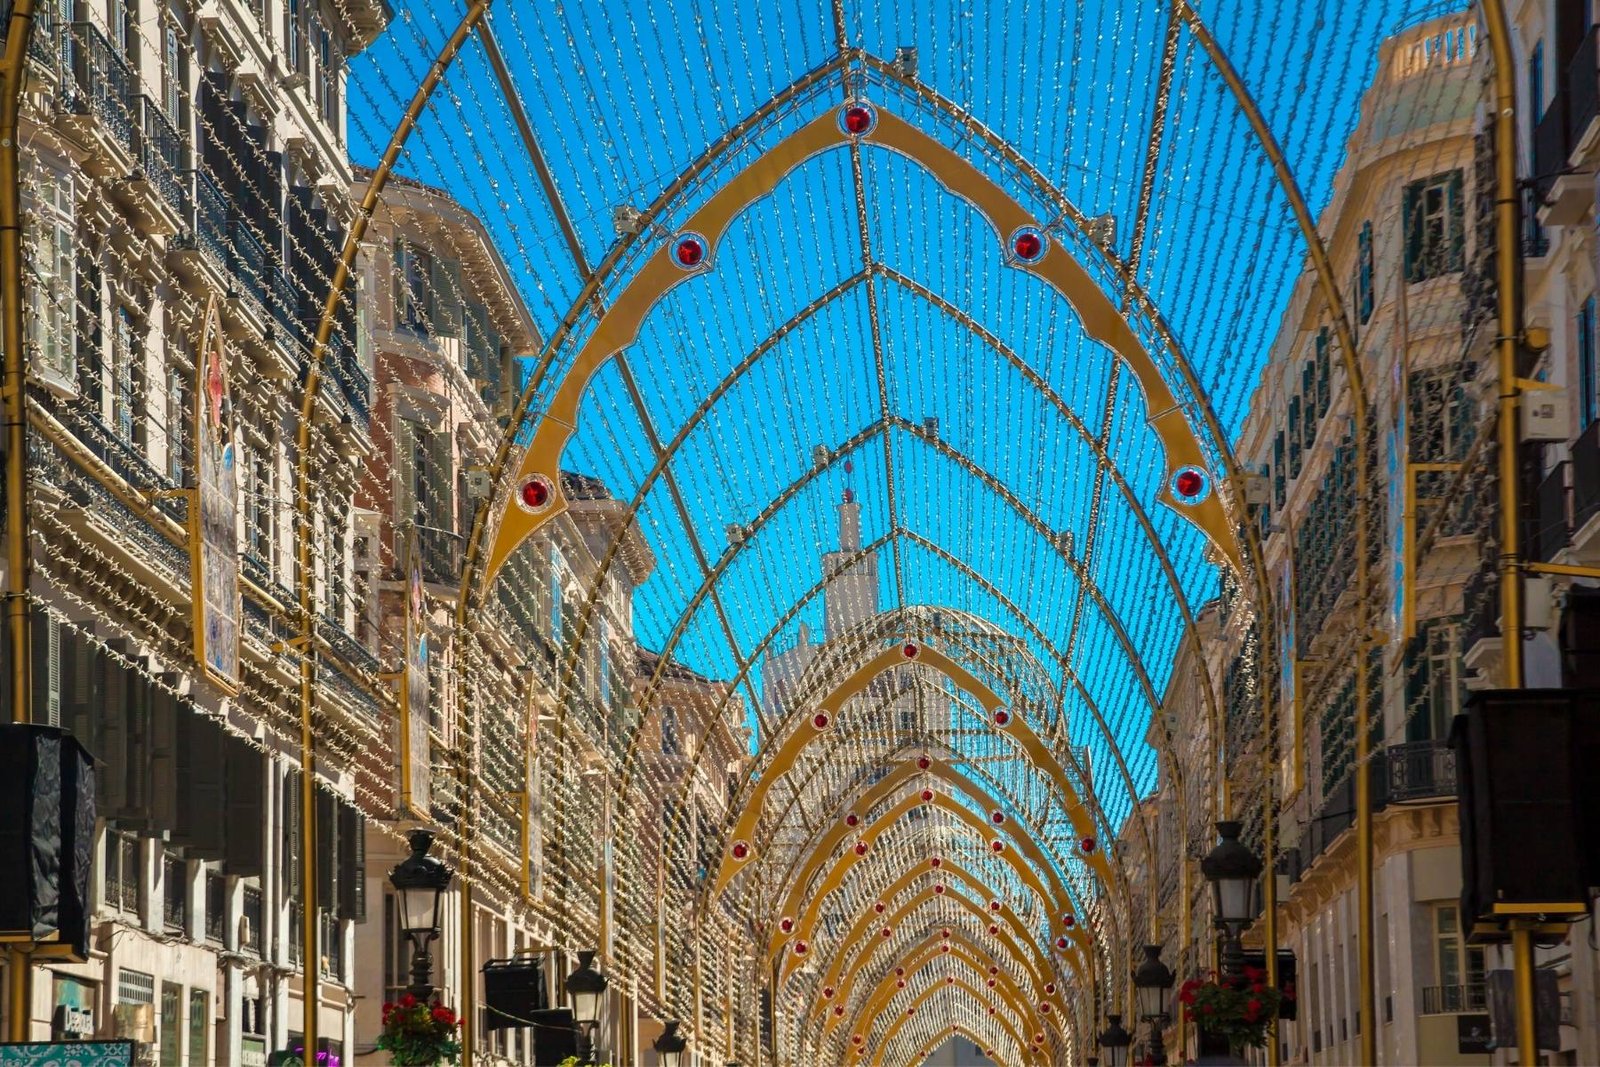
[1421,983,1486,1015]
[63,22,135,155]
[1385,739,1456,803]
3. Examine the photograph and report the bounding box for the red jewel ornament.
[881,926,893,938]
[1063,914,1076,928]
[874,901,886,914]
[934,883,946,895]
[1080,836,1097,853]
[990,839,1005,853]
[989,900,1002,912]
[1011,228,1045,263]
[991,810,1006,825]
[895,968,904,977]
[852,1035,862,1046]
[1035,1033,1045,1044]
[1040,1002,1053,1014]
[942,928,951,939]
[779,917,794,934]
[988,1007,996,1017]
[916,755,931,770]
[731,841,749,860]
[1055,936,1070,950]
[989,966,998,975]
[902,642,918,658]
[941,944,951,954]
[672,234,706,268]
[823,986,835,999]
[896,979,906,989]
[1044,982,1056,995]
[988,924,1000,935]
[842,104,875,135]
[833,1004,845,1017]
[1173,466,1208,500]
[519,475,552,512]
[794,941,808,955]
[854,840,869,856]
[987,978,996,988]
[993,708,1011,727]
[906,1007,915,1017]
[845,813,859,827]
[920,788,934,802]
[930,857,942,868]
[947,976,956,985]
[812,712,830,730]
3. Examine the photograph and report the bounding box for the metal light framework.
[234,4,1534,1064]
[651,1019,688,1067]
[1133,944,1175,1066]
[1201,819,1263,979]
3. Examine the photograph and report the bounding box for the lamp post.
[565,950,609,1064]
[1097,1013,1131,1067]
[1133,945,1175,1066]
[1200,820,1262,980]
[653,1019,688,1067]
[387,829,453,1000]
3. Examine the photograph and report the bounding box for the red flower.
[382,1002,394,1013]
[432,1006,455,1024]
[1247,998,1264,1017]
[1200,1004,1215,1015]
[1243,965,1265,982]
[399,993,418,1008]
[1252,982,1266,994]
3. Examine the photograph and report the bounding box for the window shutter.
[316,790,337,906]
[430,258,462,337]
[224,737,265,878]
[393,238,410,328]
[283,767,301,900]
[338,805,365,922]
[99,656,129,817]
[32,609,60,727]
[1447,169,1465,271]
[1402,182,1421,283]
[149,685,179,833]
[174,710,228,859]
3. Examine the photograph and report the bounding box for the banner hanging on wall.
[402,524,431,813]
[192,298,241,691]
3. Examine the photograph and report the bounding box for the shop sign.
[192,297,241,691]
[240,1037,268,1067]
[0,1041,134,1066]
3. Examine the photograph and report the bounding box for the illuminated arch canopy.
[324,0,1484,1059]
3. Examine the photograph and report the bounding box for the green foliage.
[1178,966,1289,1051]
[377,994,463,1066]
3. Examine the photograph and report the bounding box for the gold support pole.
[290,5,488,1058]
[1511,922,1539,1066]
[2,0,37,1043]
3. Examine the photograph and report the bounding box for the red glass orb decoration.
[930,856,942,868]
[989,966,998,975]
[1080,835,1097,853]
[990,839,1005,853]
[731,841,750,861]
[881,926,893,938]
[1035,1033,1045,1044]
[1010,227,1046,263]
[897,979,906,989]
[987,978,996,988]
[845,812,860,827]
[794,941,808,956]
[518,475,553,512]
[854,840,869,856]
[673,233,706,268]
[941,943,951,954]
[895,967,904,977]
[1172,465,1210,503]
[875,901,886,914]
[989,900,1002,912]
[1063,914,1076,928]
[823,985,835,999]
[947,975,956,985]
[988,1007,996,1017]
[906,1007,916,1017]
[842,103,875,135]
[1044,982,1056,995]
[1040,1002,1053,1014]
[991,809,1006,824]
[851,1035,863,1046]
[917,755,931,770]
[993,708,1011,727]
[833,1004,845,1017]
[933,883,946,895]
[779,916,794,934]
[920,788,934,802]
[988,924,1000,936]
[811,711,830,730]
[942,928,951,939]
[1055,935,1070,950]
[902,641,919,658]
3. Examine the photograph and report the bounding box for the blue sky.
[347,0,1465,823]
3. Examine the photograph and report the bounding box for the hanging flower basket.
[1178,966,1290,1054]
[377,994,463,1066]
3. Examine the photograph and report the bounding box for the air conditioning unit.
[1243,472,1271,506]
[464,468,493,501]
[112,1003,155,1043]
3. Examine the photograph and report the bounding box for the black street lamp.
[1133,944,1175,1066]
[565,950,609,1063]
[1097,1013,1132,1067]
[387,829,453,1000]
[653,1019,688,1067]
[1200,820,1262,979]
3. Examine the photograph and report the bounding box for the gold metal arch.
[867,978,1048,1067]
[766,756,1103,958]
[775,791,1092,986]
[829,929,1059,1045]
[833,950,1053,1062]
[714,644,1102,896]
[814,862,1061,1016]
[902,1024,1015,1067]
[476,105,1243,587]
[813,882,1081,1013]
